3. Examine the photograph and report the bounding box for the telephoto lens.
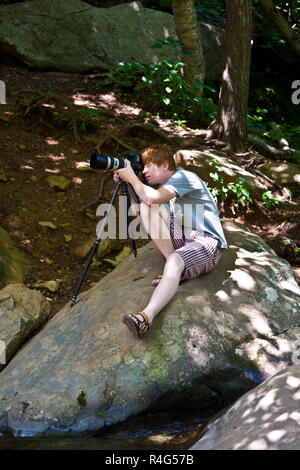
[90,153,125,170]
[90,152,144,173]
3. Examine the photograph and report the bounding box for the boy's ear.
[162,160,169,171]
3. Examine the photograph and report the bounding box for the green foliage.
[208,159,253,206]
[77,108,102,132]
[195,0,225,22]
[77,390,87,409]
[109,47,217,125]
[208,160,287,210]
[261,190,284,209]
[95,410,107,419]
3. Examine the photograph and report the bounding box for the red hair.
[141,145,177,171]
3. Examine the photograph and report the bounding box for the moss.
[77,390,87,408]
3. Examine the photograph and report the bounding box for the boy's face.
[142,161,169,186]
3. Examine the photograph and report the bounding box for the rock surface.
[190,363,300,450]
[0,283,50,367]
[0,0,224,80]
[174,149,268,197]
[0,226,31,289]
[257,161,300,198]
[0,220,299,437]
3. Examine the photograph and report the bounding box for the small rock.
[64,234,72,242]
[38,221,57,230]
[46,175,71,191]
[75,161,92,171]
[0,171,8,182]
[70,236,95,258]
[97,239,119,258]
[104,246,131,267]
[85,210,96,221]
[32,279,62,292]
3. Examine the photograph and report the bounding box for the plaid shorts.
[169,211,223,281]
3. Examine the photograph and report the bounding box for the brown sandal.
[123,312,150,338]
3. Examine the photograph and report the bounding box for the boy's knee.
[165,252,185,273]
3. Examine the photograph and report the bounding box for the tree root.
[95,132,133,153]
[77,173,112,213]
[123,122,169,141]
[15,89,90,142]
[248,134,297,161]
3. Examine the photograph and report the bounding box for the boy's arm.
[115,160,177,205]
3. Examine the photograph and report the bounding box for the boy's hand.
[113,159,135,183]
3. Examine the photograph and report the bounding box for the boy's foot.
[123,312,150,338]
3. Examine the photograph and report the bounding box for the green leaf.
[163,97,170,105]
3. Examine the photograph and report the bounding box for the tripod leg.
[126,182,140,257]
[70,179,122,307]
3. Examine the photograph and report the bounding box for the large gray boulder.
[0,0,224,80]
[0,226,31,289]
[174,149,268,198]
[0,220,299,437]
[0,284,50,368]
[190,363,300,450]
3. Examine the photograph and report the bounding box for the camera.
[90,151,144,174]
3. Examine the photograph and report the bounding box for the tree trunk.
[259,0,300,57]
[172,0,205,94]
[208,0,252,153]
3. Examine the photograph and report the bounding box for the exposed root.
[248,134,297,161]
[95,132,133,152]
[123,122,169,141]
[77,173,112,213]
[15,89,95,142]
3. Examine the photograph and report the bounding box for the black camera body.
[90,151,144,174]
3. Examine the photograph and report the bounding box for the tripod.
[70,177,140,307]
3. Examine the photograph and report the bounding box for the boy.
[114,145,227,338]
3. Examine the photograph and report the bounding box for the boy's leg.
[139,202,175,259]
[142,252,185,323]
[139,202,185,323]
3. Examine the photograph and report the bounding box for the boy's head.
[141,145,177,171]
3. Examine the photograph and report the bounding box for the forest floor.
[0,61,299,319]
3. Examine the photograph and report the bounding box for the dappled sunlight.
[36,153,66,162]
[45,137,59,146]
[183,225,299,405]
[72,177,83,185]
[41,103,56,109]
[72,93,98,109]
[238,306,272,336]
[130,1,141,11]
[71,91,142,117]
[190,365,300,450]
[228,268,256,291]
[20,165,34,170]
[44,168,61,174]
